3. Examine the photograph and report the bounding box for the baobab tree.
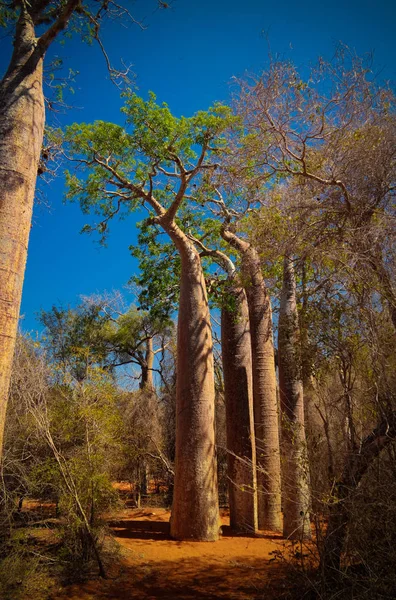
[278,255,311,540]
[230,52,395,541]
[190,235,258,533]
[221,224,281,532]
[131,214,258,532]
[193,179,281,532]
[0,0,159,460]
[63,92,235,539]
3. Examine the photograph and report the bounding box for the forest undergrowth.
[0,484,309,600]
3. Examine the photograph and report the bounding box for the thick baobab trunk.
[222,284,257,533]
[140,337,155,392]
[278,256,311,540]
[222,229,281,532]
[0,14,45,458]
[245,251,281,532]
[163,223,219,541]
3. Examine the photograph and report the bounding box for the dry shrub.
[340,445,396,599]
[0,532,55,600]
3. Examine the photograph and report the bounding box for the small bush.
[0,533,54,600]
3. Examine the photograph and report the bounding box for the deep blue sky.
[1,0,395,332]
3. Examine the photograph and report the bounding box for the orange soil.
[56,499,294,600]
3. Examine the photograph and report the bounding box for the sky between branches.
[0,0,394,332]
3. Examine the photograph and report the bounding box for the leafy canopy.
[64,91,235,236]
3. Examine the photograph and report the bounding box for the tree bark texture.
[140,337,155,392]
[278,256,311,540]
[221,284,258,533]
[222,229,282,532]
[164,222,219,541]
[0,13,45,458]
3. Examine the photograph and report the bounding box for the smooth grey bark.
[278,255,311,540]
[140,337,155,391]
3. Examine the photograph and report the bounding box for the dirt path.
[57,507,291,600]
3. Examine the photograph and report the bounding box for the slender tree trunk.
[135,481,141,508]
[222,284,257,533]
[0,13,45,459]
[162,221,219,541]
[140,337,155,392]
[140,459,149,496]
[222,229,281,532]
[278,255,311,540]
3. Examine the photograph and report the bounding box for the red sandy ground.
[54,486,295,600]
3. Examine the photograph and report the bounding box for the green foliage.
[65,121,131,158]
[40,296,172,385]
[39,304,111,381]
[131,220,181,320]
[0,4,17,29]
[63,93,239,347]
[64,91,235,243]
[3,335,124,579]
[121,91,233,164]
[40,371,122,572]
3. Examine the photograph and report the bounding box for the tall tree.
[220,223,281,532]
[221,278,258,533]
[193,179,282,532]
[191,235,258,533]
[133,216,258,531]
[64,93,234,539]
[234,50,396,329]
[0,0,156,459]
[278,255,311,540]
[39,303,110,381]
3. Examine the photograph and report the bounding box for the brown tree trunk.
[222,284,258,533]
[162,221,219,541]
[222,229,282,532]
[278,256,311,540]
[0,13,45,458]
[0,1,79,460]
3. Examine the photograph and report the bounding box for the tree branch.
[35,0,80,57]
[187,233,236,278]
